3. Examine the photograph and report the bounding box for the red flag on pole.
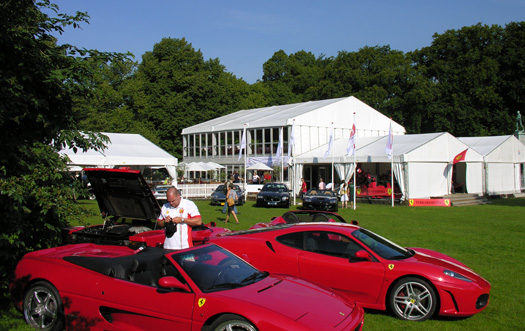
[453,149,468,164]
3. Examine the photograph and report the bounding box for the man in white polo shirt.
[157,187,202,250]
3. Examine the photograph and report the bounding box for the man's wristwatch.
[180,218,185,224]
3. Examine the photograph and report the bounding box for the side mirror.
[158,276,191,292]
[352,250,372,262]
[350,220,359,225]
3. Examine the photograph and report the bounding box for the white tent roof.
[296,132,483,164]
[61,132,177,170]
[459,135,525,163]
[182,96,405,135]
[355,132,484,163]
[295,136,384,163]
[246,162,274,171]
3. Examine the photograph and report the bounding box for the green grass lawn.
[4,198,524,330]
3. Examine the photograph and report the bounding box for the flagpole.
[390,119,394,207]
[243,124,247,200]
[352,113,357,210]
[290,120,296,206]
[331,122,334,190]
[280,127,284,183]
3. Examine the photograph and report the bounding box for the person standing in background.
[225,183,240,224]
[300,178,307,199]
[339,181,349,208]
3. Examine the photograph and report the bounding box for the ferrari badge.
[198,298,206,307]
[388,264,395,270]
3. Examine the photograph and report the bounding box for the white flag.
[347,123,356,156]
[275,127,283,159]
[323,126,334,159]
[385,121,393,160]
[287,122,295,158]
[238,127,246,161]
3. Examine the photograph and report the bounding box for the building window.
[188,135,194,157]
[264,128,271,155]
[255,129,263,155]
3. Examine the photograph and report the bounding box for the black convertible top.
[63,247,167,283]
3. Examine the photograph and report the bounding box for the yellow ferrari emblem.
[409,199,414,206]
[445,199,450,206]
[198,298,206,307]
[388,264,395,270]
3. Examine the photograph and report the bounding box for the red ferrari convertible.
[210,222,490,321]
[10,243,364,331]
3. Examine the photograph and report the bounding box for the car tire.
[333,204,338,212]
[23,281,64,331]
[210,314,258,331]
[389,277,437,321]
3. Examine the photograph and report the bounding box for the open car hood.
[84,168,161,221]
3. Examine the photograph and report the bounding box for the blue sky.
[49,0,524,84]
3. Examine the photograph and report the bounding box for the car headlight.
[257,195,263,199]
[304,197,311,202]
[443,270,472,282]
[281,196,289,201]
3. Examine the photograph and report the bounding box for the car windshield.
[283,211,345,223]
[351,228,412,260]
[263,184,287,192]
[214,185,225,192]
[172,245,268,293]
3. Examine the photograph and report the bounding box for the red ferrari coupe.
[210,222,490,321]
[10,243,364,331]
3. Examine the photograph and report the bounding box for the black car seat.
[129,259,157,287]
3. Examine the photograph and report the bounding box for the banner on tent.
[408,199,451,207]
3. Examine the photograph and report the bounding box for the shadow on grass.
[487,197,525,207]
[364,308,473,322]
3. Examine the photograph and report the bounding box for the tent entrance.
[452,163,467,193]
[303,165,339,190]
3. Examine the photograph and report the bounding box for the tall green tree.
[413,23,508,136]
[262,49,328,103]
[132,37,254,157]
[0,0,125,293]
[306,46,429,132]
[499,21,525,126]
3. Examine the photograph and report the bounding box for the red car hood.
[222,274,357,328]
[409,248,488,284]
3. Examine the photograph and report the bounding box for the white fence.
[178,184,218,199]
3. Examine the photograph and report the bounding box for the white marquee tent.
[61,133,178,178]
[295,132,485,200]
[459,135,525,195]
[354,132,484,199]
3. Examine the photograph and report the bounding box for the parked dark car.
[210,184,244,206]
[256,183,291,208]
[63,168,227,247]
[302,189,339,211]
